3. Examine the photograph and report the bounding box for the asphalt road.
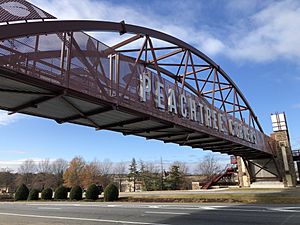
[0,202,299,225]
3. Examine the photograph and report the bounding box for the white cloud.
[0,158,58,172]
[226,0,300,63]
[0,110,23,126]
[28,0,300,64]
[29,0,225,56]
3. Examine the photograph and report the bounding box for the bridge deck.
[0,67,270,159]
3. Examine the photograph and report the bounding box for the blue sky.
[1,0,300,170]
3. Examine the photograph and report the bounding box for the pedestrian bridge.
[0,0,277,161]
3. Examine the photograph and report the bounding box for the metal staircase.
[201,165,237,189]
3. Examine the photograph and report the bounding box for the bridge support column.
[237,156,250,187]
[240,132,297,188]
[237,113,297,188]
[270,130,297,187]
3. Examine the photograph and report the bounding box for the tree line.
[0,154,222,193]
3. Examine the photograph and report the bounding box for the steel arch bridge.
[0,1,281,177]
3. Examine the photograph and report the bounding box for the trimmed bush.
[69,186,82,201]
[104,183,119,202]
[86,184,99,200]
[28,189,39,200]
[54,186,68,200]
[15,184,29,201]
[41,188,53,200]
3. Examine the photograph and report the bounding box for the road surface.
[0,202,299,225]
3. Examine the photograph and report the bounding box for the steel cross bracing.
[0,13,277,159]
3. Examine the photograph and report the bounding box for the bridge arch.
[0,20,262,132]
[0,16,278,162]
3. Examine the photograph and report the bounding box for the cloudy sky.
[1,0,300,170]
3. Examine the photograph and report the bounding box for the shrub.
[41,188,53,200]
[104,183,119,202]
[15,184,29,201]
[54,186,68,200]
[28,189,39,200]
[86,184,99,200]
[69,186,82,200]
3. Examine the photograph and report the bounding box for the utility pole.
[160,157,164,190]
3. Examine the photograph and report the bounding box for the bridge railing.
[0,31,143,101]
[0,29,275,156]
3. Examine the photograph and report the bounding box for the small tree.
[104,183,119,201]
[128,158,138,192]
[28,189,39,200]
[166,165,184,190]
[80,161,102,189]
[69,186,82,200]
[54,186,68,200]
[41,188,53,200]
[139,161,161,191]
[86,184,99,200]
[63,156,85,188]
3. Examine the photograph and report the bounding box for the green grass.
[119,188,300,204]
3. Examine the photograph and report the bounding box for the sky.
[1,0,300,171]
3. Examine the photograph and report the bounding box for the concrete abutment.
[237,129,297,188]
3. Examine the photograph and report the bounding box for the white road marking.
[0,212,169,225]
[28,203,81,207]
[144,211,190,215]
[37,207,61,210]
[200,206,217,210]
[107,205,122,207]
[203,208,294,213]
[269,207,300,212]
[24,203,300,213]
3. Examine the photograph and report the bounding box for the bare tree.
[38,158,52,173]
[96,159,113,187]
[51,158,68,175]
[172,161,189,175]
[18,159,36,174]
[97,159,113,175]
[195,154,221,179]
[33,158,54,190]
[51,158,68,188]
[16,159,37,187]
[113,161,127,191]
[144,161,160,174]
